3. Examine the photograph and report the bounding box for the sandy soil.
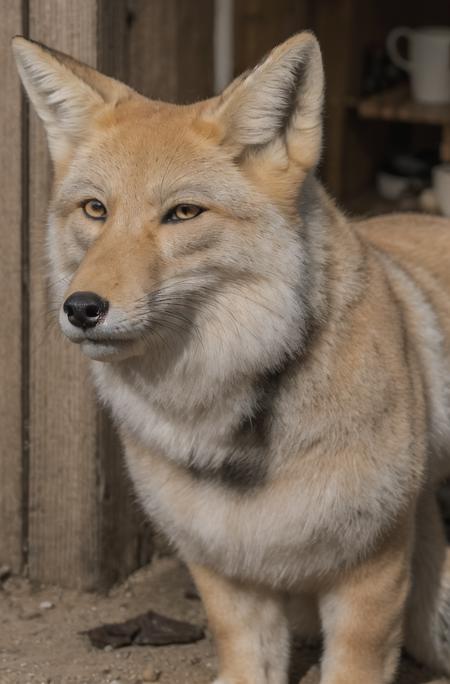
[0,556,444,684]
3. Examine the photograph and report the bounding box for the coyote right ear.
[205,32,324,169]
[12,37,133,163]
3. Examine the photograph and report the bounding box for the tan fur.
[13,31,450,684]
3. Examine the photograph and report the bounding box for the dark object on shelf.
[83,610,205,649]
[376,149,440,201]
[384,150,439,181]
[361,44,406,96]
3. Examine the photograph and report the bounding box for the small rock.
[103,644,113,652]
[142,664,161,682]
[0,565,11,582]
[20,608,41,620]
[111,680,121,684]
[190,656,201,665]
[39,601,54,610]
[101,666,111,674]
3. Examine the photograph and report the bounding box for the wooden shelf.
[357,84,450,125]
[355,85,450,162]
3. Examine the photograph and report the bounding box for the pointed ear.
[12,37,133,162]
[205,32,324,168]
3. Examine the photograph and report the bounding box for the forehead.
[67,99,229,194]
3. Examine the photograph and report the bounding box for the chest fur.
[123,435,412,589]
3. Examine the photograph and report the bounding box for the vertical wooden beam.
[0,0,26,573]
[126,0,214,102]
[234,0,310,77]
[96,0,154,590]
[26,0,152,589]
[312,0,355,199]
[27,0,104,589]
[176,0,214,101]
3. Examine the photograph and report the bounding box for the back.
[355,213,450,344]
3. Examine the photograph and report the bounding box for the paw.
[298,665,320,684]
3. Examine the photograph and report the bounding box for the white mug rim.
[412,26,450,39]
[433,164,450,177]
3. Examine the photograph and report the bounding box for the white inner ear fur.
[208,32,324,167]
[12,38,123,162]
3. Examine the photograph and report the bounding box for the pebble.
[103,644,114,652]
[20,608,41,620]
[0,565,11,581]
[39,601,54,610]
[142,664,161,682]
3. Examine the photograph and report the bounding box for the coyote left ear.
[207,32,324,168]
[12,36,133,163]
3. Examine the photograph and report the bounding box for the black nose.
[63,291,109,329]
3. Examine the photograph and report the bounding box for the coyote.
[13,31,450,683]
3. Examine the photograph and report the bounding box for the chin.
[80,338,145,362]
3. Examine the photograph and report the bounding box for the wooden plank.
[312,0,355,199]
[27,0,153,590]
[127,0,178,101]
[96,0,154,588]
[27,0,101,589]
[234,0,310,78]
[358,84,450,126]
[176,0,214,101]
[0,0,25,573]
[127,0,214,102]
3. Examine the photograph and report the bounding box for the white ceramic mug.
[433,164,450,217]
[387,26,450,104]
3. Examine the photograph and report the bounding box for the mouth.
[80,337,141,361]
[58,306,144,361]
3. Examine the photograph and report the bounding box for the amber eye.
[164,204,204,223]
[82,199,107,220]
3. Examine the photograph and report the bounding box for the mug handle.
[387,27,412,72]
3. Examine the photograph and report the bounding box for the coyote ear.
[208,32,324,168]
[12,37,132,162]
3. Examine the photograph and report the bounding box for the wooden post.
[234,0,310,78]
[0,1,26,574]
[0,0,214,590]
[26,0,146,590]
[126,0,214,101]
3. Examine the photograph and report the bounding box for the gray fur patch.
[186,356,296,492]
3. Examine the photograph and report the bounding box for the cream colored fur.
[13,31,450,684]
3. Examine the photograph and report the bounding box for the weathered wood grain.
[27,0,103,589]
[0,0,25,574]
[234,0,310,77]
[127,0,214,102]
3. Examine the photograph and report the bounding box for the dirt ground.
[0,555,445,684]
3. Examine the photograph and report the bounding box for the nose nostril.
[63,291,109,329]
[85,304,100,319]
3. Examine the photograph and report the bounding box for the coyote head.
[13,33,324,377]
